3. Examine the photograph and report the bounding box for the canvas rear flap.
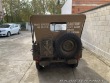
[30,14,86,42]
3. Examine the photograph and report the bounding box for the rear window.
[50,22,67,32]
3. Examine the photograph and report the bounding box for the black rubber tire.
[36,62,43,71]
[18,30,20,34]
[7,31,11,37]
[55,33,82,59]
[68,62,78,68]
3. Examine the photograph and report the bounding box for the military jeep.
[30,14,86,70]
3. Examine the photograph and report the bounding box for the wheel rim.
[62,40,75,52]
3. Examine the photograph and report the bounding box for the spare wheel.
[55,33,82,59]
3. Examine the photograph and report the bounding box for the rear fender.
[74,51,82,60]
[32,44,40,61]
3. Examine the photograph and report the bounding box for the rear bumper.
[34,54,81,66]
[37,58,78,67]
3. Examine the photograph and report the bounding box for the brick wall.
[72,6,95,13]
[73,0,110,4]
[82,4,110,60]
[72,0,110,14]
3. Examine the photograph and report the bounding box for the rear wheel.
[68,61,78,68]
[7,32,11,37]
[36,62,44,71]
[17,30,20,34]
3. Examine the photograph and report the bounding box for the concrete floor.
[0,31,110,83]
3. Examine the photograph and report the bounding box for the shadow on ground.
[37,59,109,83]
[0,36,7,38]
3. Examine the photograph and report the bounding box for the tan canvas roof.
[30,14,86,24]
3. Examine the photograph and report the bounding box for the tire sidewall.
[55,33,82,59]
[18,30,20,34]
[7,32,11,37]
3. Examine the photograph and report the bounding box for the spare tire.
[55,33,82,59]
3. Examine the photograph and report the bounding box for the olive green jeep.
[30,14,86,70]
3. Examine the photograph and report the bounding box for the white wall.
[26,22,31,31]
[61,0,72,14]
[82,5,110,60]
